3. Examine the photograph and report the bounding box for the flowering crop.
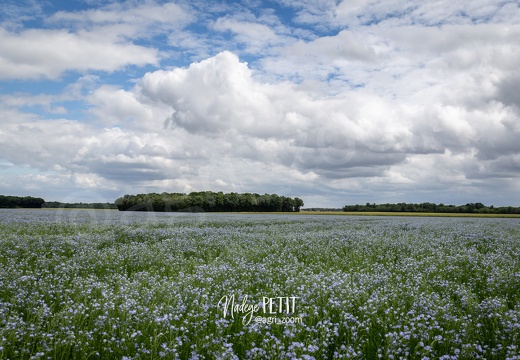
[0,209,519,359]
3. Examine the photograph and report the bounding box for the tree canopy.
[115,191,304,212]
[0,195,45,208]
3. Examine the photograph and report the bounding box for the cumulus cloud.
[104,52,433,177]
[138,52,287,136]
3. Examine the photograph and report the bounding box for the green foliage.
[114,191,304,212]
[343,202,520,214]
[0,195,45,208]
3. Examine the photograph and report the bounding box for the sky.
[1,0,520,208]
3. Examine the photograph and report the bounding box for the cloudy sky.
[1,0,519,207]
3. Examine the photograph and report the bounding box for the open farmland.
[1,209,519,359]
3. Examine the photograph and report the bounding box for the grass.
[0,210,519,359]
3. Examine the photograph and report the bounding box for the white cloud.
[119,52,426,175]
[0,27,158,80]
[280,30,377,66]
[49,1,191,33]
[213,17,290,54]
[0,1,197,80]
[295,0,520,28]
[3,46,515,201]
[138,51,285,137]
[86,85,171,130]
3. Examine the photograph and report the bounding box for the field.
[1,209,519,359]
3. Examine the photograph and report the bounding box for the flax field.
[1,209,519,359]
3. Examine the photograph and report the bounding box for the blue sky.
[1,0,520,207]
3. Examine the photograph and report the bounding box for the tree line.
[0,195,45,208]
[343,202,520,214]
[115,191,304,212]
[42,202,117,209]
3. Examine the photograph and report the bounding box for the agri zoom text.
[218,294,302,325]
